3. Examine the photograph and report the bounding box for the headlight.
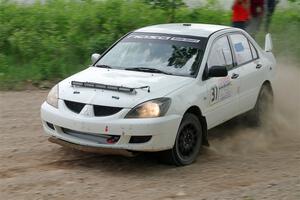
[125,98,171,118]
[46,84,59,108]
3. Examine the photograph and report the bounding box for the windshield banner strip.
[122,32,207,49]
[126,35,200,43]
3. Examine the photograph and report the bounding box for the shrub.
[0,0,299,89]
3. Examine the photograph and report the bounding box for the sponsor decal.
[234,42,244,52]
[218,77,231,101]
[126,35,200,43]
[209,77,232,105]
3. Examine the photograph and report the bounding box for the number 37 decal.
[210,86,219,104]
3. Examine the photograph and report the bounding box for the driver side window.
[207,36,234,71]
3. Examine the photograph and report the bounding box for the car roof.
[134,23,232,38]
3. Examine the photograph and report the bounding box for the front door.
[203,35,241,129]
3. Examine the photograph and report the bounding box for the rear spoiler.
[71,81,150,94]
[265,33,273,52]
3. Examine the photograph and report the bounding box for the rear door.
[204,35,241,128]
[229,33,264,114]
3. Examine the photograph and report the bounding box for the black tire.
[247,84,273,126]
[160,113,203,166]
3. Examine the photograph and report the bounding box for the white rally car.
[41,23,276,165]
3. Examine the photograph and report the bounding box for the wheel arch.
[262,80,274,96]
[184,106,209,146]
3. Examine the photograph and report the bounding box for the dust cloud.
[208,58,300,156]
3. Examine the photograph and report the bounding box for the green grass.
[256,7,300,63]
[0,0,299,90]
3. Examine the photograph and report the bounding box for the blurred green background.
[0,0,299,90]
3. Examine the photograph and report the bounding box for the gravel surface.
[0,62,299,200]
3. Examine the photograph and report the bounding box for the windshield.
[95,33,207,77]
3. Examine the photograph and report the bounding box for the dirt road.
[1,62,300,200]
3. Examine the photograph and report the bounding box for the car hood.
[59,67,193,108]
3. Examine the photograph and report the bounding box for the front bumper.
[41,101,181,152]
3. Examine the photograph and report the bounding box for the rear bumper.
[41,101,181,152]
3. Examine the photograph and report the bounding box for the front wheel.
[160,113,203,166]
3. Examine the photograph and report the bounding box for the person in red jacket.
[232,0,250,30]
[247,0,264,37]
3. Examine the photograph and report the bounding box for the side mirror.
[265,33,273,52]
[208,65,228,78]
[91,53,101,64]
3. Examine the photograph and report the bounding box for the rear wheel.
[160,113,202,166]
[247,84,273,126]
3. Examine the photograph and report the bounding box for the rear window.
[229,34,253,65]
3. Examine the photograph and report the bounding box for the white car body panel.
[41,23,276,152]
[60,67,193,108]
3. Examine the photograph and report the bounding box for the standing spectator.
[265,0,279,32]
[247,0,265,37]
[232,0,250,30]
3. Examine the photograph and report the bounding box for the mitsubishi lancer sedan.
[41,23,276,166]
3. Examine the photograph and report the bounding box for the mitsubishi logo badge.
[80,105,93,117]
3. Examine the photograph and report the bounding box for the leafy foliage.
[0,0,299,89]
[143,0,185,8]
[143,0,185,22]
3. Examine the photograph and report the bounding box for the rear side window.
[249,41,258,59]
[229,34,252,65]
[207,36,234,71]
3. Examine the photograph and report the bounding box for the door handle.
[256,64,262,69]
[231,73,239,79]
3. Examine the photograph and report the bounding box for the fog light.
[46,122,55,130]
[129,136,152,144]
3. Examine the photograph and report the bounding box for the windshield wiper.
[95,64,112,69]
[125,67,172,75]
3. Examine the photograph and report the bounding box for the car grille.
[93,105,122,117]
[64,100,85,113]
[64,100,123,116]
